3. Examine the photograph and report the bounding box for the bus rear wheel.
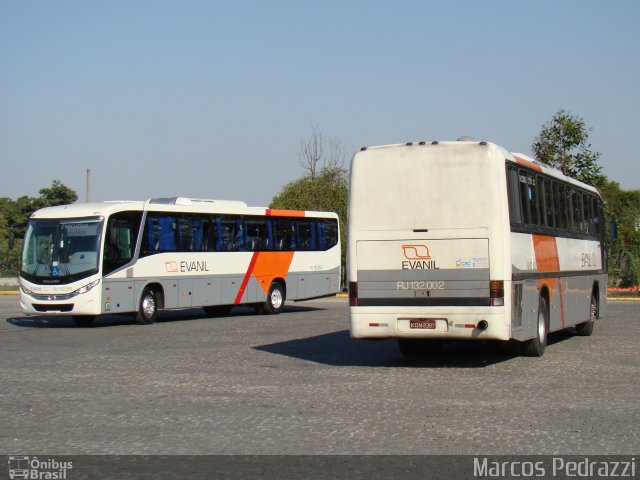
[135,287,158,325]
[262,282,285,315]
[576,294,596,336]
[522,296,548,357]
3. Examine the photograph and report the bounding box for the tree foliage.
[37,180,78,208]
[532,109,603,185]
[0,180,78,276]
[273,126,349,286]
[599,180,640,287]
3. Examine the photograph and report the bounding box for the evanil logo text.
[401,244,439,270]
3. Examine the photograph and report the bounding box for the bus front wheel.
[135,287,158,325]
[522,296,548,357]
[263,282,285,315]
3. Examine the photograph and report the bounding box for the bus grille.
[32,304,74,313]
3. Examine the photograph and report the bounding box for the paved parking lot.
[0,295,638,455]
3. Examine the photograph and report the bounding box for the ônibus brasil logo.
[8,456,73,480]
[401,244,438,270]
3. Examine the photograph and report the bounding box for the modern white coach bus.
[348,140,606,357]
[20,197,340,326]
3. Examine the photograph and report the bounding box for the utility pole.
[86,168,91,203]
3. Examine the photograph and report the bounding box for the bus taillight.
[349,282,358,306]
[490,280,504,306]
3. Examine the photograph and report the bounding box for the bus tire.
[576,294,596,336]
[263,282,285,315]
[135,287,158,325]
[73,315,95,327]
[522,295,548,357]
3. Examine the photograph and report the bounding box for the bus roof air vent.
[148,197,248,208]
[457,136,475,141]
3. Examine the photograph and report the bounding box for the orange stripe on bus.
[266,209,305,217]
[513,155,542,172]
[234,252,260,304]
[252,252,295,293]
[234,251,296,303]
[532,234,565,327]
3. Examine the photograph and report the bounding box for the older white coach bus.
[348,140,606,357]
[20,197,340,326]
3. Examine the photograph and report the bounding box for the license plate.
[410,319,436,329]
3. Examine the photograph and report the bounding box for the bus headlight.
[72,279,100,296]
[20,284,33,295]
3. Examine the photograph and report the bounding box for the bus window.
[142,214,178,254]
[528,175,540,226]
[556,183,567,229]
[104,211,142,274]
[296,221,316,251]
[318,219,339,250]
[178,215,214,252]
[274,219,293,251]
[507,167,523,225]
[217,217,241,251]
[518,173,531,224]
[246,217,270,251]
[582,194,592,234]
[542,177,554,228]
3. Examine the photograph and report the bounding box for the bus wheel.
[135,287,158,325]
[522,296,548,357]
[73,315,95,327]
[263,282,285,315]
[398,339,444,357]
[576,294,596,336]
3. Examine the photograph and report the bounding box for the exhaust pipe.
[477,320,488,331]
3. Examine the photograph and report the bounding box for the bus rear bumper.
[349,307,509,341]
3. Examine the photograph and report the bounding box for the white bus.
[20,197,340,326]
[348,140,606,357]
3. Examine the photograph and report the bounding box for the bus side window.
[317,219,339,250]
[542,177,554,228]
[296,221,317,251]
[218,217,237,251]
[556,183,567,230]
[518,173,530,225]
[235,218,245,251]
[325,219,338,249]
[274,219,292,251]
[246,217,270,251]
[201,216,216,252]
[528,175,540,226]
[104,211,142,273]
[158,216,177,251]
[582,194,591,235]
[507,167,522,225]
[178,216,195,251]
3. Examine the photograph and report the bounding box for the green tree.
[599,180,640,287]
[37,180,78,208]
[0,181,78,276]
[532,109,603,185]
[271,127,349,286]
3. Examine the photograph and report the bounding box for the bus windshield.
[21,217,103,283]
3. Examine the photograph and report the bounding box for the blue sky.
[1,1,638,206]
